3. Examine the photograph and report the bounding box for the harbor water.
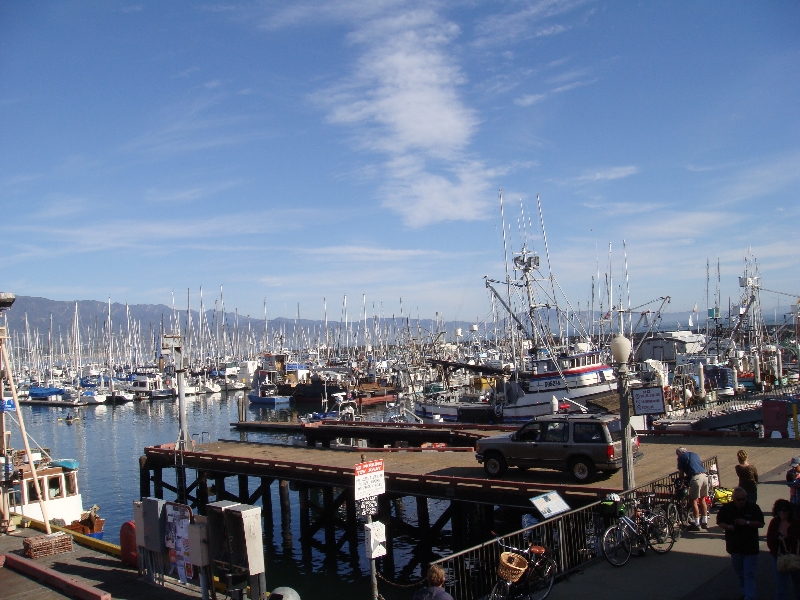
[9,393,451,599]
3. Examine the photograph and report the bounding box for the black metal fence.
[431,456,719,600]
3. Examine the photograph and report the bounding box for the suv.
[475,414,641,482]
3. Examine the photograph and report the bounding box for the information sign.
[165,502,194,583]
[530,491,570,519]
[354,459,385,501]
[356,496,378,516]
[631,386,666,416]
[0,398,15,412]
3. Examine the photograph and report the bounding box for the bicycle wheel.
[518,557,557,600]
[665,503,682,540]
[490,579,511,600]
[602,524,632,567]
[646,514,675,554]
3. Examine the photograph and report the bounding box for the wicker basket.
[498,552,527,583]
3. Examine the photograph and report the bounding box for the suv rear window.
[606,419,623,442]
[573,422,606,443]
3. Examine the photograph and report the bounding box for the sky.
[1,1,799,326]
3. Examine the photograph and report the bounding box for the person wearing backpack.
[412,565,454,600]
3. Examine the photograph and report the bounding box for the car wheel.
[483,452,508,476]
[569,456,596,482]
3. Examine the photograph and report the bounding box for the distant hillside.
[0,296,479,343]
[2,295,792,344]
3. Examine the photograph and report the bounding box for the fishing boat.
[4,450,105,539]
[415,193,617,423]
[247,382,291,407]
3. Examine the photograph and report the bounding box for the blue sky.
[1,1,798,324]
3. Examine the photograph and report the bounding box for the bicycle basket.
[498,552,527,583]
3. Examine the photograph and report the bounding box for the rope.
[375,571,426,589]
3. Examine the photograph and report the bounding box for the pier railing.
[430,456,719,600]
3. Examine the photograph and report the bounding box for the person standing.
[676,447,709,531]
[412,565,454,600]
[766,498,800,600]
[787,457,800,520]
[717,487,765,600]
[736,449,759,504]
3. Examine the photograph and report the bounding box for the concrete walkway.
[550,460,795,600]
[0,528,203,600]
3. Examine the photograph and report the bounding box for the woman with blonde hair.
[736,449,759,504]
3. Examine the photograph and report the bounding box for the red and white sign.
[354,459,385,500]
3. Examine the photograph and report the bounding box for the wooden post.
[153,467,164,500]
[1,339,50,533]
[214,474,226,501]
[323,485,336,559]
[196,470,209,515]
[279,480,292,551]
[139,456,151,498]
[378,494,395,576]
[238,474,249,504]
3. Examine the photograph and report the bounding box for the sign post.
[356,456,385,600]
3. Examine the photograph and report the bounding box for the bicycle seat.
[529,545,546,555]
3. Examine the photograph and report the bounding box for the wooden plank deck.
[146,433,800,508]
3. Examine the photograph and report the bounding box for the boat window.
[65,472,77,496]
[48,476,63,499]
[9,483,21,507]
[26,478,45,502]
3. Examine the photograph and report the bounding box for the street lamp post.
[611,334,635,490]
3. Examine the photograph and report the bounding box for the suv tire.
[569,456,596,482]
[483,452,508,477]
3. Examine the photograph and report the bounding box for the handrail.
[429,456,719,600]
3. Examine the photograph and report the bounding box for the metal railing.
[431,456,719,600]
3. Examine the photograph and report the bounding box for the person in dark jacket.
[736,449,759,504]
[412,565,454,600]
[717,487,765,600]
[767,498,800,600]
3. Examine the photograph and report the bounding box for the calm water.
[10,394,446,599]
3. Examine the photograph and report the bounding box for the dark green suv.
[475,414,641,482]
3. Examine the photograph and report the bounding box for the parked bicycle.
[660,477,693,540]
[601,496,674,566]
[488,536,558,600]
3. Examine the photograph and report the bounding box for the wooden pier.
[230,420,515,448]
[139,433,800,587]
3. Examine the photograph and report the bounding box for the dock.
[231,420,515,448]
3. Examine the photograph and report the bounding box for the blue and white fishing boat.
[415,194,617,423]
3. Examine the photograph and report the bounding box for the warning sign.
[354,459,385,501]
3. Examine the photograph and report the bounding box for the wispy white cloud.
[144,180,242,204]
[717,150,800,204]
[302,6,499,227]
[514,93,546,106]
[577,166,639,181]
[474,0,585,46]
[174,66,200,79]
[204,79,223,89]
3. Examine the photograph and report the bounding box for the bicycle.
[663,477,692,540]
[601,497,674,567]
[488,536,558,600]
